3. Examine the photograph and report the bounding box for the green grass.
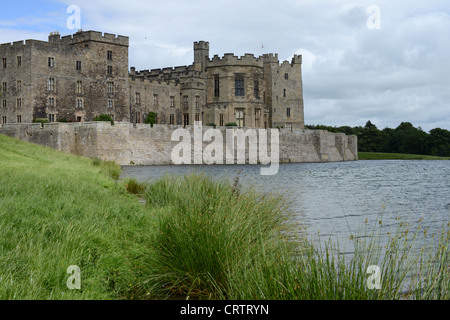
[359,152,450,160]
[0,134,155,299]
[0,134,448,300]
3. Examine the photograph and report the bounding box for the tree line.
[306,121,450,157]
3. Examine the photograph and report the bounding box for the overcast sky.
[1,0,449,131]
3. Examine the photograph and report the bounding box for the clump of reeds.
[123,178,147,195]
[137,173,449,300]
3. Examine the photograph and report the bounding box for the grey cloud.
[3,0,449,131]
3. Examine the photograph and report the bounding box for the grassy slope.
[0,134,155,299]
[1,134,448,300]
[359,152,450,160]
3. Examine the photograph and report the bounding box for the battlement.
[131,64,205,78]
[208,53,264,67]
[1,30,129,51]
[129,75,180,87]
[279,55,302,68]
[194,41,209,50]
[262,53,279,63]
[0,39,46,50]
[58,30,129,46]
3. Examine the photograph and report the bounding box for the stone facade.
[0,122,358,165]
[0,31,130,124]
[1,30,304,129]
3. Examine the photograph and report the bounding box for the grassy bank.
[0,134,448,300]
[0,134,154,299]
[359,152,450,160]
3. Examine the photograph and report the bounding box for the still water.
[121,160,450,250]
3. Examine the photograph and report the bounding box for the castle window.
[195,113,201,122]
[135,92,140,104]
[48,78,55,91]
[107,50,113,60]
[2,58,6,68]
[76,116,82,122]
[2,82,7,93]
[235,74,245,97]
[286,122,292,130]
[17,56,22,67]
[17,98,22,108]
[169,114,175,125]
[219,114,224,126]
[107,65,113,75]
[183,96,189,109]
[48,114,55,123]
[195,96,200,109]
[170,96,175,108]
[17,80,22,92]
[48,57,54,67]
[76,61,82,71]
[2,100,6,108]
[17,115,22,123]
[285,73,289,80]
[1,116,6,124]
[48,97,55,107]
[76,81,83,94]
[287,107,291,118]
[214,75,220,97]
[283,89,286,98]
[107,100,114,108]
[153,94,158,107]
[107,81,114,94]
[235,109,244,127]
[76,98,83,109]
[183,113,189,126]
[254,80,260,99]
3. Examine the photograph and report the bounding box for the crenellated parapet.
[129,75,180,88]
[208,53,264,68]
[58,30,129,47]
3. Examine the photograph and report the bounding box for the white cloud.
[2,0,450,131]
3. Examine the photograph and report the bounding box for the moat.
[122,160,450,251]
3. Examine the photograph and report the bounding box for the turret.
[194,41,209,72]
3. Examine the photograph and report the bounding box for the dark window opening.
[254,80,260,99]
[214,75,220,97]
[235,75,244,96]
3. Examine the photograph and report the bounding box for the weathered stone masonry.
[0,30,358,164]
[0,122,358,165]
[1,30,304,130]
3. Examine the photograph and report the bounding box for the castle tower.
[194,41,209,72]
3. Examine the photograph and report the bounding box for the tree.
[358,121,383,152]
[391,122,427,155]
[428,128,450,157]
[145,112,157,127]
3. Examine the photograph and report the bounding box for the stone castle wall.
[0,122,358,165]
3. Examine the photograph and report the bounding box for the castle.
[0,30,304,129]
